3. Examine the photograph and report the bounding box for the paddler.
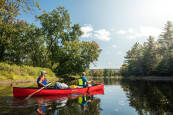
[78,72,92,88]
[37,71,47,88]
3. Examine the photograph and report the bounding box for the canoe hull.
[13,84,104,97]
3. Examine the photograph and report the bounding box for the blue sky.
[19,0,173,69]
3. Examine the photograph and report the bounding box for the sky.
[19,0,173,69]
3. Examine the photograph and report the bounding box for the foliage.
[0,6,102,78]
[36,7,71,67]
[120,21,173,77]
[121,79,173,114]
[55,40,101,75]
[0,0,40,23]
[88,69,119,77]
[36,7,101,75]
[0,20,46,66]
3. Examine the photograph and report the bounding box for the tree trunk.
[43,37,57,67]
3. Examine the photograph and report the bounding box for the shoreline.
[0,79,35,86]
[1,76,173,86]
[88,76,173,81]
[123,76,173,81]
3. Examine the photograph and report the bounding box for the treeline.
[120,21,173,76]
[0,1,101,76]
[88,69,119,77]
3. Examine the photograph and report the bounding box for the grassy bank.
[0,63,57,80]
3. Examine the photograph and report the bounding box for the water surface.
[0,78,173,115]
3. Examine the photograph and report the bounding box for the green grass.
[0,63,57,80]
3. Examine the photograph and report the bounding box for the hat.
[41,71,47,74]
[82,72,86,76]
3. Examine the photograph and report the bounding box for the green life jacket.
[78,78,86,86]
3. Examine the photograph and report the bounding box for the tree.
[119,64,128,76]
[0,0,40,23]
[0,20,45,65]
[0,23,15,61]
[37,7,101,75]
[124,42,144,76]
[24,24,46,66]
[49,24,83,69]
[142,36,157,75]
[0,6,102,76]
[158,21,173,57]
[55,40,101,75]
[157,21,173,75]
[120,21,173,76]
[37,7,71,67]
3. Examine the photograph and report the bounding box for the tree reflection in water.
[6,77,173,115]
[120,79,173,115]
[57,95,101,115]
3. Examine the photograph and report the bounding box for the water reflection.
[10,89,104,115]
[120,79,173,115]
[1,78,173,115]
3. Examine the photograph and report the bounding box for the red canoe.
[13,84,104,97]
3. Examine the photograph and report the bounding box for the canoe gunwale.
[13,84,101,89]
[13,84,104,97]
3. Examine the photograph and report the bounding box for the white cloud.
[117,26,162,39]
[81,25,111,41]
[127,28,134,33]
[81,25,93,38]
[94,29,111,41]
[117,30,126,35]
[112,44,117,48]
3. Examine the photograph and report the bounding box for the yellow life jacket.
[78,78,83,86]
[78,78,86,86]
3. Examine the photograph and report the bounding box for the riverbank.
[87,76,122,79]
[87,76,173,81]
[0,78,61,86]
[0,62,57,80]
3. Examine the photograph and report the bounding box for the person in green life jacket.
[37,71,47,88]
[78,72,92,88]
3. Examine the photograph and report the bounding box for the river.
[0,78,173,115]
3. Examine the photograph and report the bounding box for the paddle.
[92,81,104,85]
[25,82,52,100]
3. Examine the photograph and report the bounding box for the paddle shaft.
[93,81,104,85]
[25,82,52,100]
